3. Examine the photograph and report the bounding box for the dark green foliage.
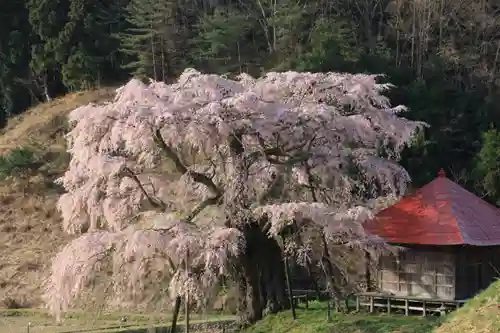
[193,7,256,74]
[475,128,500,204]
[0,147,40,179]
[0,0,32,124]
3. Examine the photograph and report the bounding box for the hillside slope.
[0,89,115,308]
[435,280,500,333]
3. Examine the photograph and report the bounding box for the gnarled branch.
[122,167,167,211]
[153,129,222,197]
[153,128,224,222]
[185,194,223,223]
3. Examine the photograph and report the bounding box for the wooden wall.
[377,246,456,300]
[291,244,500,301]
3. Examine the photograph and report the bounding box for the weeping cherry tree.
[44,68,425,324]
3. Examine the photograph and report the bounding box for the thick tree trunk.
[365,251,372,292]
[225,133,287,325]
[238,223,288,325]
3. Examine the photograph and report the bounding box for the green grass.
[87,317,237,333]
[243,301,442,333]
[0,308,236,333]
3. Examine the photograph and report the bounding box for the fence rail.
[354,293,466,316]
[289,289,467,317]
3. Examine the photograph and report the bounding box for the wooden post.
[327,301,332,322]
[185,250,190,333]
[369,296,374,313]
[422,300,426,316]
[365,251,372,292]
[440,302,445,316]
[284,254,296,320]
[355,295,360,312]
[171,296,182,333]
[404,299,409,316]
[387,298,391,314]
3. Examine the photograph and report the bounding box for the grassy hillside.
[243,302,441,333]
[0,88,116,308]
[435,280,500,333]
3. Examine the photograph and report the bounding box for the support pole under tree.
[185,250,190,333]
[284,252,296,320]
[171,296,181,333]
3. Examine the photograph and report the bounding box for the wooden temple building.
[358,169,500,314]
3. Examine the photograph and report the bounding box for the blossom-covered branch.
[44,219,243,320]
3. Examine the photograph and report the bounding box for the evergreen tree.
[475,128,500,204]
[61,0,128,90]
[27,0,69,101]
[193,6,256,74]
[120,0,163,80]
[0,0,32,126]
[121,0,194,81]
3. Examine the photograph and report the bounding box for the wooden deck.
[355,292,467,316]
[290,289,468,316]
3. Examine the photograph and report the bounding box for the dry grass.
[0,88,116,154]
[434,280,500,333]
[0,88,116,309]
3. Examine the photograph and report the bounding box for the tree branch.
[256,133,317,165]
[153,128,224,222]
[123,167,167,210]
[185,194,223,223]
[153,129,222,197]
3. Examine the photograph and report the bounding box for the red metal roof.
[363,169,500,246]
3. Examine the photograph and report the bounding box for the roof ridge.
[441,178,490,243]
[426,178,464,243]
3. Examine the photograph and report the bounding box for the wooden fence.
[289,289,467,317]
